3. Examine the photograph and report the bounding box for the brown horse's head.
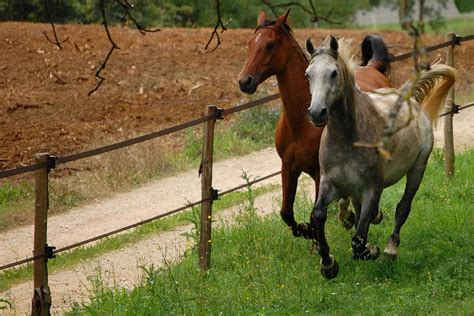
[238,10,295,94]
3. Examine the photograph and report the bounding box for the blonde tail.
[411,64,457,125]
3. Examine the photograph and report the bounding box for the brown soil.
[1,22,473,171]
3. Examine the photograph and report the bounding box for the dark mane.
[254,18,307,63]
[255,19,293,33]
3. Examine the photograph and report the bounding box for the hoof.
[292,223,315,239]
[320,256,339,279]
[353,242,380,261]
[371,211,383,225]
[382,246,398,261]
[360,243,380,261]
[341,211,355,230]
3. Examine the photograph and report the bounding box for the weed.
[69,149,474,315]
[0,298,12,311]
[0,102,280,232]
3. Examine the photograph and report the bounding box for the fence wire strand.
[1,34,473,179]
[1,33,474,271]
[0,170,281,271]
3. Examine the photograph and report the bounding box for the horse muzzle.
[309,107,328,127]
[238,74,261,94]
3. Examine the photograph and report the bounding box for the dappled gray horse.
[304,35,456,279]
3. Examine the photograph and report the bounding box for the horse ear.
[330,35,339,52]
[257,10,267,25]
[278,9,291,24]
[306,37,315,56]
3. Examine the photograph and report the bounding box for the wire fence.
[1,33,473,179]
[0,32,473,268]
[1,31,473,314]
[0,170,281,271]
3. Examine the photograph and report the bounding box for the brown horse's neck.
[275,48,312,136]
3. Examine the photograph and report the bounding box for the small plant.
[182,200,201,247]
[430,148,444,165]
[232,105,280,147]
[0,298,12,310]
[235,170,258,225]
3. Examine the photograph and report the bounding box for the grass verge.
[0,180,280,293]
[0,89,280,232]
[69,149,473,314]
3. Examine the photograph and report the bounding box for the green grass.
[68,149,474,315]
[361,17,474,36]
[0,99,280,232]
[0,181,279,293]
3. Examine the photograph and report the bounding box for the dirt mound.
[1,22,473,170]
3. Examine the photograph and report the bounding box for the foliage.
[379,0,449,32]
[454,0,474,13]
[0,0,395,28]
[231,105,280,146]
[68,149,474,314]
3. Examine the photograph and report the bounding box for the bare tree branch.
[89,0,161,95]
[116,0,161,34]
[88,0,119,96]
[261,0,341,25]
[41,0,69,49]
[205,0,230,53]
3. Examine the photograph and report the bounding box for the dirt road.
[2,108,474,314]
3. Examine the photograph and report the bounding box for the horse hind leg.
[384,150,430,260]
[338,198,356,230]
[371,207,384,225]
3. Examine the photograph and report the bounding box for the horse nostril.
[244,76,253,88]
[320,108,327,118]
[239,75,255,93]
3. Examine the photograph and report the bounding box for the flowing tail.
[410,64,457,125]
[360,35,392,76]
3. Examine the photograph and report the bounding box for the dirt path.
[1,109,474,314]
[1,148,282,268]
[2,182,300,315]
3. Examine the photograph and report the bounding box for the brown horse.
[237,10,392,237]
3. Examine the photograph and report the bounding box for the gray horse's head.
[305,35,341,127]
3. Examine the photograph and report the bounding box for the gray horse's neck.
[326,82,359,144]
[327,99,355,144]
[327,91,383,147]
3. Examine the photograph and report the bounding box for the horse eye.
[331,70,338,79]
[266,42,275,51]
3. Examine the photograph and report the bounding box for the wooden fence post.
[443,32,456,177]
[199,106,219,271]
[32,153,53,316]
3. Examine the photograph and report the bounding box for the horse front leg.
[280,164,308,238]
[311,176,339,279]
[352,189,382,261]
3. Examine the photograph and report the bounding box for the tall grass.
[69,149,474,315]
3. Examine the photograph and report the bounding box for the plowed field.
[1,22,473,170]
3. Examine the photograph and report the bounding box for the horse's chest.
[321,145,381,196]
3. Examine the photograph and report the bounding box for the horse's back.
[355,66,392,92]
[368,91,434,187]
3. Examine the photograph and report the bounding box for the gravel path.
[1,106,473,314]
